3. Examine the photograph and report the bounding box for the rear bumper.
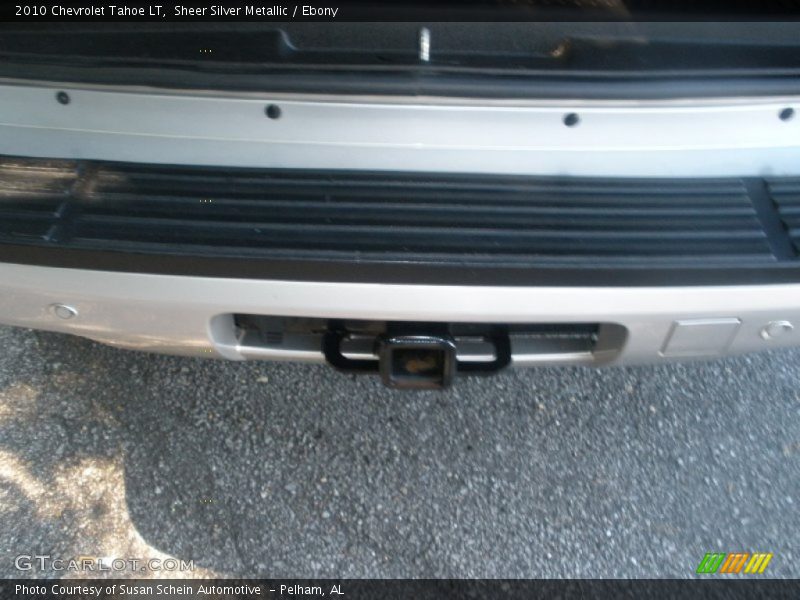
[1,261,799,367]
[2,81,800,370]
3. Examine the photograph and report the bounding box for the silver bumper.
[0,79,798,178]
[1,262,798,367]
[2,81,800,369]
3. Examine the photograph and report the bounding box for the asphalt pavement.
[0,324,798,578]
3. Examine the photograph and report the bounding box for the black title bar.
[3,579,800,600]
[4,0,800,22]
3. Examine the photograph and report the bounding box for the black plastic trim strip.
[3,63,800,101]
[745,179,797,262]
[2,243,800,287]
[4,23,800,100]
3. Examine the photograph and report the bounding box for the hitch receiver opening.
[321,321,513,390]
[378,335,458,390]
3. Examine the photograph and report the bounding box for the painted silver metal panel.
[0,263,798,367]
[0,80,799,177]
[660,318,742,357]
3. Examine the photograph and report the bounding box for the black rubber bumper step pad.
[0,156,797,286]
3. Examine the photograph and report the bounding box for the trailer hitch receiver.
[322,322,512,390]
[378,335,457,390]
